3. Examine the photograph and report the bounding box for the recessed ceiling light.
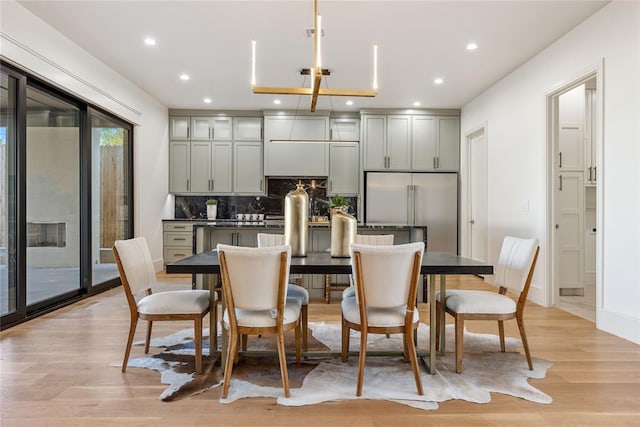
[346,100,354,106]
[203,98,212,104]
[466,42,478,51]
[179,74,190,81]
[413,101,421,107]
[273,99,281,105]
[144,37,156,46]
[434,78,444,85]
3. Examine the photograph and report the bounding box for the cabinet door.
[210,229,236,247]
[236,229,259,247]
[212,117,233,141]
[190,141,212,192]
[558,84,585,172]
[411,116,437,171]
[436,117,460,171]
[212,141,232,193]
[191,117,212,141]
[234,117,262,141]
[234,142,263,194]
[169,116,190,140]
[330,118,360,141]
[169,140,190,193]
[386,115,411,170]
[329,143,359,195]
[362,115,386,170]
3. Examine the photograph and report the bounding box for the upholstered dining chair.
[217,243,302,398]
[339,234,395,301]
[113,237,215,375]
[435,236,540,374]
[257,233,309,352]
[341,241,425,396]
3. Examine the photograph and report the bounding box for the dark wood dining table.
[166,250,493,374]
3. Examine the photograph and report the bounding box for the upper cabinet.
[328,142,359,195]
[168,115,263,195]
[330,118,360,141]
[362,113,459,172]
[263,115,330,176]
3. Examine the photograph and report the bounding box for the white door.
[468,129,488,262]
[556,172,585,291]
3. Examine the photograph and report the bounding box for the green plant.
[205,199,218,205]
[330,195,349,208]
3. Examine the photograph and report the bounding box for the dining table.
[166,250,493,374]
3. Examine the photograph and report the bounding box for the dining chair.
[339,234,395,301]
[217,243,301,398]
[435,236,540,374]
[257,233,309,352]
[341,241,425,396]
[113,237,215,375]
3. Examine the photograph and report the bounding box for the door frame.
[463,122,489,264]
[545,61,604,316]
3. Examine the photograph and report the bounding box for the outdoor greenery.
[99,128,124,147]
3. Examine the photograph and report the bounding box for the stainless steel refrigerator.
[365,172,458,253]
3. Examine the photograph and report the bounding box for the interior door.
[468,129,488,262]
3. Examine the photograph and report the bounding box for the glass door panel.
[26,86,80,305]
[90,112,131,285]
[0,71,17,316]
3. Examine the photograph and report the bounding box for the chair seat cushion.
[224,297,301,328]
[436,290,516,314]
[137,290,210,315]
[287,283,309,305]
[341,297,419,327]
[342,286,356,299]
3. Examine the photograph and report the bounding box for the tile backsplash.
[174,177,357,219]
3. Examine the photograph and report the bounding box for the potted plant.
[329,195,350,216]
[205,199,218,220]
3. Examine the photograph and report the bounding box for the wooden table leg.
[429,274,436,374]
[438,274,446,357]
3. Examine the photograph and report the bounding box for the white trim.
[463,122,489,265]
[598,308,640,345]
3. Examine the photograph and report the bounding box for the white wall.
[460,2,639,343]
[0,1,171,269]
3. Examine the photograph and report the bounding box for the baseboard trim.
[598,308,640,345]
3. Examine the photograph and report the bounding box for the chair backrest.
[350,241,424,308]
[113,237,157,301]
[217,243,291,311]
[354,234,394,246]
[495,236,540,293]
[257,233,285,247]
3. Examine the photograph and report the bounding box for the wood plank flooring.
[1,275,639,426]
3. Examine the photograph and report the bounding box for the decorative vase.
[284,181,309,257]
[207,205,217,220]
[330,210,357,258]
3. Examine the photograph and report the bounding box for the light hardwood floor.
[1,275,639,426]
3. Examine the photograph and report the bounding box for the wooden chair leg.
[498,320,506,352]
[455,315,464,374]
[221,328,238,398]
[324,274,331,304]
[341,316,349,362]
[194,316,203,375]
[356,326,368,396]
[144,320,153,354]
[235,333,241,364]
[517,314,534,370]
[301,304,308,353]
[295,320,301,365]
[406,326,424,395]
[122,315,138,373]
[211,301,218,353]
[402,330,410,362]
[276,329,291,398]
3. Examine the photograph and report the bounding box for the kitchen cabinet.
[584,88,597,185]
[263,115,329,176]
[412,116,459,171]
[234,117,263,141]
[362,114,412,170]
[190,116,232,141]
[163,222,193,267]
[169,140,190,193]
[328,143,359,195]
[169,116,190,140]
[234,142,263,194]
[330,118,360,141]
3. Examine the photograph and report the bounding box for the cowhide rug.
[111,322,552,409]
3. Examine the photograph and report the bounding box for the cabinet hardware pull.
[174,238,186,241]
[588,166,592,182]
[433,157,436,169]
[209,128,211,140]
[593,166,596,182]
[559,175,563,191]
[559,152,562,168]
[175,226,186,229]
[187,179,190,191]
[329,180,332,192]
[260,179,263,191]
[187,128,189,139]
[212,127,215,140]
[437,157,440,169]
[470,219,475,225]
[175,253,185,257]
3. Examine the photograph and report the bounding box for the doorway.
[466,125,488,265]
[548,72,600,322]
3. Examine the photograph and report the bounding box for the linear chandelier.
[251,0,378,112]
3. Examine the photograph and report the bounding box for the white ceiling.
[18,0,607,112]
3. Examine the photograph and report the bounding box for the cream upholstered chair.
[341,241,424,396]
[113,237,215,375]
[217,243,301,398]
[257,233,309,352]
[340,234,395,300]
[436,236,540,374]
